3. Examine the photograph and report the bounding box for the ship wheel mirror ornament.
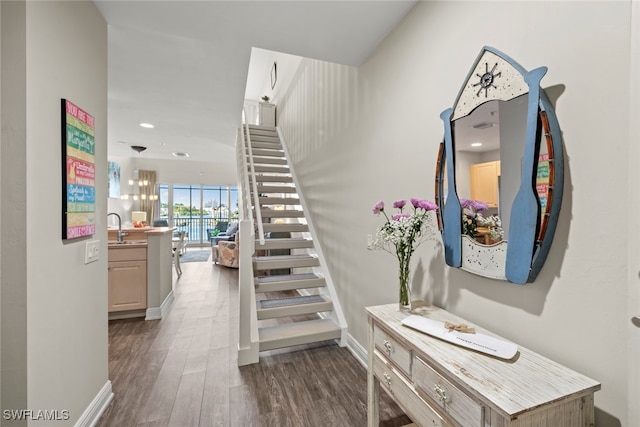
[434,46,564,284]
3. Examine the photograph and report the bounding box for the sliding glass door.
[158,184,238,245]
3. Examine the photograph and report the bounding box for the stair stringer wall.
[276,127,348,346]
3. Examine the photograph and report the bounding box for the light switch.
[85,240,100,264]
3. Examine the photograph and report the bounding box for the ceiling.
[94,0,417,165]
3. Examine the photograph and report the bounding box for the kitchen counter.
[107,226,174,243]
[107,226,176,320]
[107,241,147,248]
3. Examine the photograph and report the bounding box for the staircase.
[241,124,346,358]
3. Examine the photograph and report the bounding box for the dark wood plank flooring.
[97,258,410,426]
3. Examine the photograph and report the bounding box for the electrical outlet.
[85,240,100,264]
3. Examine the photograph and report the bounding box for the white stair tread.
[259,319,341,351]
[259,294,327,309]
[255,254,315,261]
[254,274,326,293]
[255,237,314,248]
[255,273,322,283]
[262,223,308,230]
[259,197,301,205]
[256,238,311,242]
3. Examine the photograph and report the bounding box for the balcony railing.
[159,216,235,244]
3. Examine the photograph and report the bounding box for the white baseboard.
[346,332,368,369]
[145,290,175,320]
[74,380,113,427]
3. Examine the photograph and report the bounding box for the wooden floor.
[96,258,410,427]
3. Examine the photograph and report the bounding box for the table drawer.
[374,325,412,376]
[414,356,483,426]
[373,351,451,427]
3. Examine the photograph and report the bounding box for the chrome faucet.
[107,212,126,242]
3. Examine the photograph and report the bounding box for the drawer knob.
[383,339,393,354]
[434,384,448,403]
[383,372,392,389]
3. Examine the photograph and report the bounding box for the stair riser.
[255,240,314,250]
[259,330,341,352]
[254,258,320,270]
[251,186,297,193]
[248,157,287,166]
[251,135,282,145]
[247,128,278,135]
[247,149,284,157]
[246,129,278,136]
[246,126,278,134]
[261,224,309,233]
[250,142,282,150]
[257,301,334,320]
[246,124,276,131]
[251,139,282,147]
[258,197,300,204]
[251,165,290,173]
[251,176,293,183]
[255,278,326,293]
[260,210,305,218]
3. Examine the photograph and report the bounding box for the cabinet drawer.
[374,325,412,376]
[108,247,147,262]
[373,351,451,427]
[414,356,483,426]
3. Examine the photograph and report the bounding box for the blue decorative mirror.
[435,46,564,284]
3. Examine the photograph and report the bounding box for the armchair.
[216,233,239,268]
[206,221,229,244]
[210,222,238,246]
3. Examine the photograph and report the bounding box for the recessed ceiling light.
[140,123,154,129]
[172,152,189,158]
[471,142,482,147]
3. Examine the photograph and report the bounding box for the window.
[158,184,238,245]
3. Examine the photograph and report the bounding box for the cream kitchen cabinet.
[367,303,600,427]
[108,246,147,312]
[470,160,500,208]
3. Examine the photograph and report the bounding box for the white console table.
[366,303,600,426]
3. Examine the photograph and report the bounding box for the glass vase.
[398,256,412,312]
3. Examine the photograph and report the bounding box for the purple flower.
[372,200,384,215]
[416,199,437,211]
[470,200,489,212]
[410,198,420,208]
[460,199,488,212]
[392,213,410,221]
[393,200,406,209]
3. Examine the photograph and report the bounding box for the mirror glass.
[452,95,528,244]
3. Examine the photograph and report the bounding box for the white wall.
[277,1,634,425]
[1,1,108,425]
[628,3,640,425]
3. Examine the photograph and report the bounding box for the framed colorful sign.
[61,99,96,240]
